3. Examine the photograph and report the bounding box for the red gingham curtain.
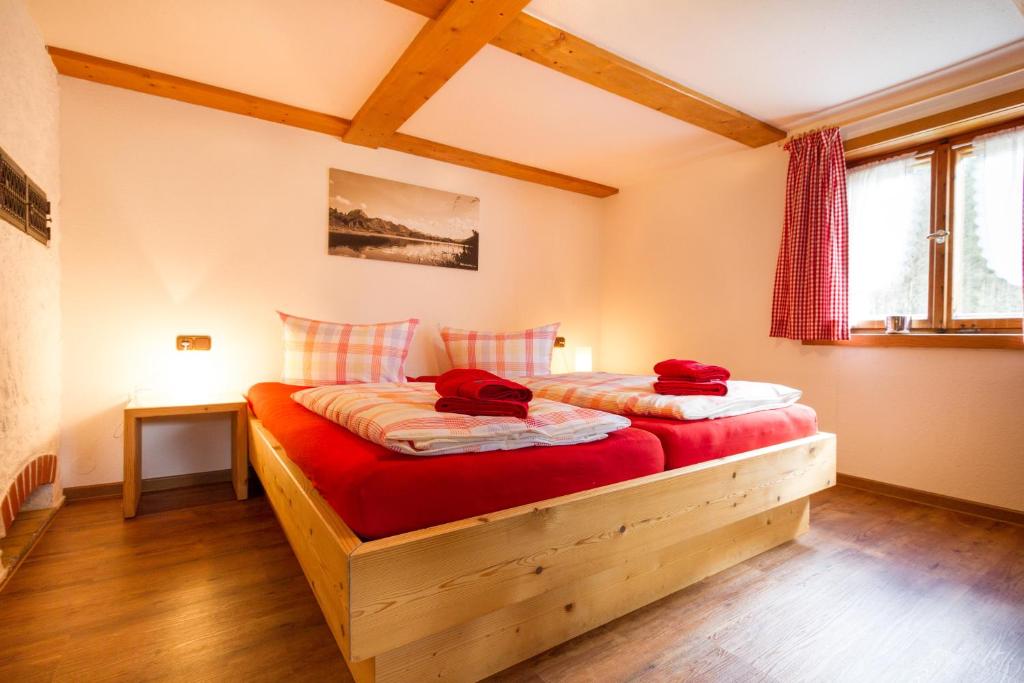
[770,127,850,341]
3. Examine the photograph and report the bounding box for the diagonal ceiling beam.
[47,47,618,198]
[344,0,531,148]
[385,0,786,147]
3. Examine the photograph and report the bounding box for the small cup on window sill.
[884,315,912,334]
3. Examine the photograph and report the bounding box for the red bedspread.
[628,404,818,470]
[247,382,665,540]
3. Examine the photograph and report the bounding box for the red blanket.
[653,379,728,396]
[435,368,533,402]
[653,359,731,382]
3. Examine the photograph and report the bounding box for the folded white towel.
[521,372,803,421]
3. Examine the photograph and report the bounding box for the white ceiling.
[527,0,1024,125]
[25,0,1024,188]
[26,0,426,116]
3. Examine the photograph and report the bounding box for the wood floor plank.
[0,483,1020,682]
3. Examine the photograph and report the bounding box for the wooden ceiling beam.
[344,0,531,148]
[385,132,614,197]
[48,47,352,138]
[385,0,785,147]
[47,47,617,198]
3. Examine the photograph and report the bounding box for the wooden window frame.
[841,115,1024,345]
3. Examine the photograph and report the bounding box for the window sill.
[803,334,1023,350]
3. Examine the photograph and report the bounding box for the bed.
[629,404,818,469]
[247,382,836,682]
[248,382,665,539]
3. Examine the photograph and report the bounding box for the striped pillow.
[440,323,560,378]
[279,312,418,386]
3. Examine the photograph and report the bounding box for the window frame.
[846,115,1024,335]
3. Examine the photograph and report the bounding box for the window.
[848,154,932,323]
[846,120,1023,333]
[952,133,1024,322]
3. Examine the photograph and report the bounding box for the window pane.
[848,155,932,322]
[952,129,1024,320]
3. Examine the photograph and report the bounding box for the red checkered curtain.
[770,127,850,341]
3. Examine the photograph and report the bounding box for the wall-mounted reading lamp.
[574,346,593,372]
[553,337,594,372]
[176,335,212,351]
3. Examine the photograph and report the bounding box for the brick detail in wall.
[1,454,57,534]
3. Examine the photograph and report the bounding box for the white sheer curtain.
[847,154,930,322]
[965,126,1024,308]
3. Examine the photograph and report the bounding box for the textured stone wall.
[0,0,62,533]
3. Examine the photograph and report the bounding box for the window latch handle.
[926,229,948,244]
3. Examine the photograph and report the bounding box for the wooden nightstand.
[123,395,249,518]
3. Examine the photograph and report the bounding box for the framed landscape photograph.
[328,169,480,270]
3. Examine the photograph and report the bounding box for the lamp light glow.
[574,346,593,372]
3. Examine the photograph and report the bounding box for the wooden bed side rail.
[348,432,837,661]
[248,416,367,673]
[374,496,811,682]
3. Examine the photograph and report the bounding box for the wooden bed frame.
[249,414,836,682]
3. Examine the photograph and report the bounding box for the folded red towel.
[653,359,731,382]
[435,368,533,402]
[435,396,529,419]
[657,375,725,383]
[653,380,728,396]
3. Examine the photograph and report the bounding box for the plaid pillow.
[440,323,560,378]
[279,312,419,386]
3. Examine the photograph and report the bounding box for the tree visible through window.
[952,134,1024,320]
[848,154,931,322]
[846,120,1023,333]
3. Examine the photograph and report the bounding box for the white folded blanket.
[292,382,630,456]
[521,372,802,421]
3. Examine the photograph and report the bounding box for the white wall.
[58,77,604,487]
[0,0,62,520]
[54,53,1024,512]
[599,144,1024,512]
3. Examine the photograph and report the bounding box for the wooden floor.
[1,484,1021,682]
